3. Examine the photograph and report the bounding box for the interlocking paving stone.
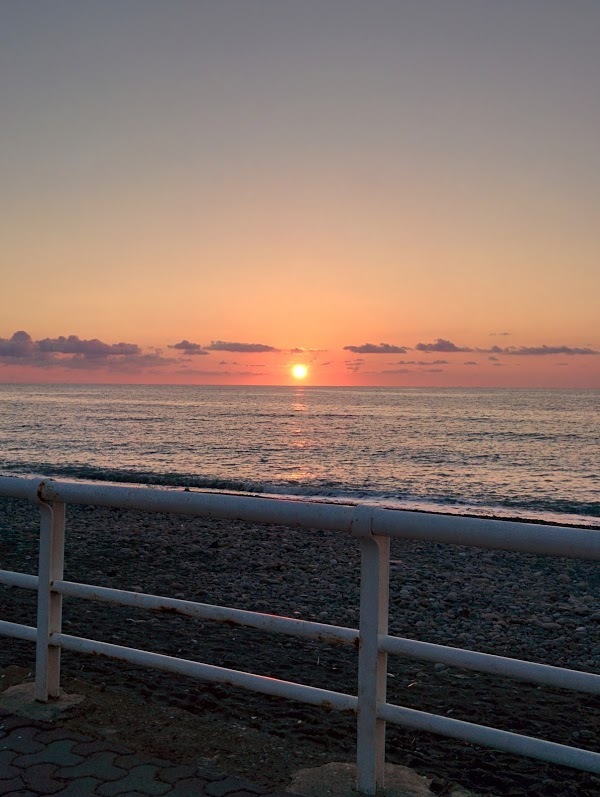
[14,740,84,768]
[235,782,269,795]
[34,728,93,745]
[155,764,197,784]
[0,718,38,733]
[115,793,151,797]
[72,740,132,757]
[96,765,172,796]
[0,750,20,779]
[196,766,226,782]
[22,762,65,794]
[223,792,263,797]
[206,777,270,797]
[57,751,127,780]
[114,754,172,770]
[0,712,283,797]
[0,776,26,795]
[0,729,44,755]
[164,778,210,796]
[1,790,37,797]
[50,777,103,796]
[116,793,156,797]
[266,791,302,796]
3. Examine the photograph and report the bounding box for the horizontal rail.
[0,476,43,501]
[1,475,598,558]
[372,509,600,559]
[0,620,37,642]
[0,570,39,590]
[52,632,358,712]
[379,702,600,774]
[38,579,600,693]
[4,476,355,532]
[380,635,600,694]
[54,580,359,646]
[7,567,595,694]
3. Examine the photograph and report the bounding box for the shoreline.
[1,497,599,795]
[2,470,599,530]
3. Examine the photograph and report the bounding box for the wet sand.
[1,497,599,795]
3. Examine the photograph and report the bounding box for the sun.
[291,364,308,380]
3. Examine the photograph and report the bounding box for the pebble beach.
[1,496,599,796]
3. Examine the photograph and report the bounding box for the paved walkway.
[0,708,298,797]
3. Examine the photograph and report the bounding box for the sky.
[1,1,599,387]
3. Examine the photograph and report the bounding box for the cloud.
[0,331,37,358]
[499,345,598,356]
[343,343,408,354]
[488,355,499,361]
[177,367,265,377]
[61,352,177,371]
[207,340,279,353]
[412,340,598,357]
[0,330,173,371]
[177,368,232,376]
[37,335,141,357]
[391,359,448,366]
[415,338,472,353]
[464,361,477,366]
[378,367,444,374]
[490,331,511,336]
[345,358,364,372]
[289,347,325,354]
[169,340,208,355]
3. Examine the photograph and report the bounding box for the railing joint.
[31,478,53,507]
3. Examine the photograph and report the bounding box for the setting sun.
[291,364,308,380]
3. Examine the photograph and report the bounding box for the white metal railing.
[0,474,599,794]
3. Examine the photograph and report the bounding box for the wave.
[2,461,598,527]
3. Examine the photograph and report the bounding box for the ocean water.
[0,384,598,527]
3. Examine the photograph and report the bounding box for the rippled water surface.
[0,384,598,525]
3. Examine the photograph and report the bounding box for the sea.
[0,384,598,527]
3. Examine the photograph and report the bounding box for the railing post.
[353,506,390,794]
[35,499,65,701]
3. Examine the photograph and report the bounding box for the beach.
[0,496,599,795]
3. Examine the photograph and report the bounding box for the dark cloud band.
[207,340,279,353]
[343,343,408,354]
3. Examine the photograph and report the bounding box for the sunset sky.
[1,1,599,387]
